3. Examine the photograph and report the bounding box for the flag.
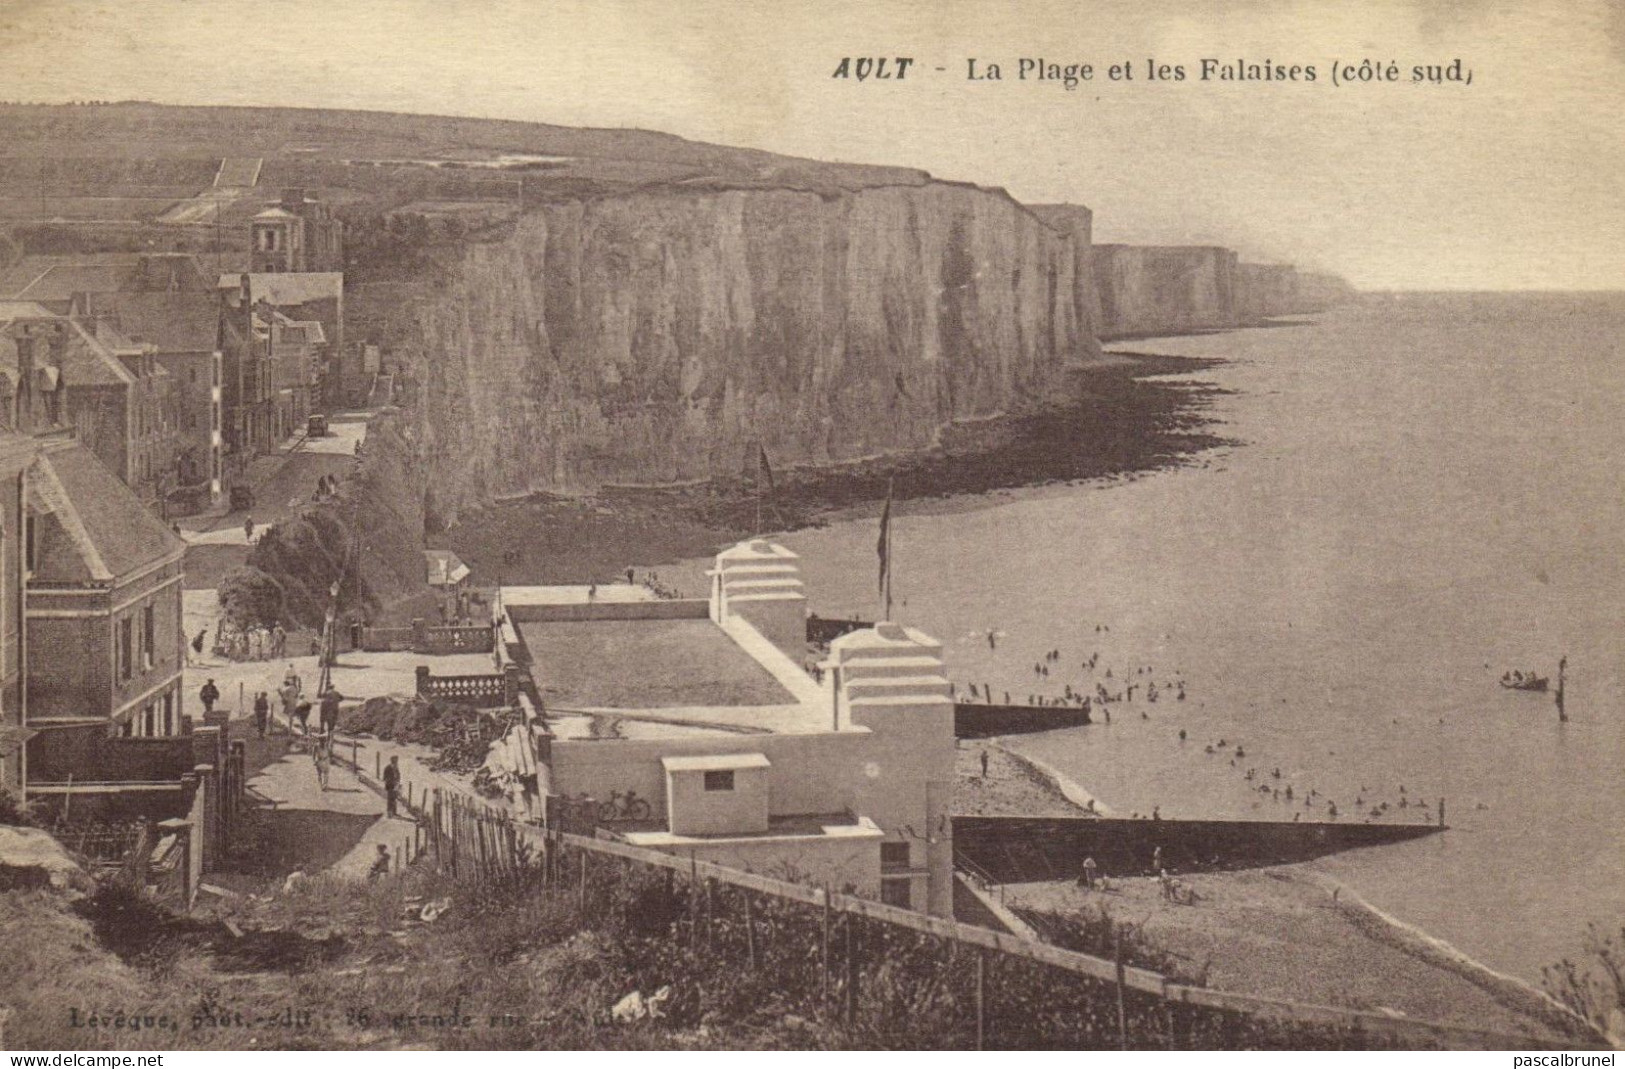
[757,444,775,498]
[877,479,894,610]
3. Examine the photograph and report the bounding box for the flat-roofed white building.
[505,538,956,915]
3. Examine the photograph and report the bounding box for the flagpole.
[878,478,895,623]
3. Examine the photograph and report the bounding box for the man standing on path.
[320,688,342,737]
[979,749,990,778]
[199,678,220,714]
[383,756,402,818]
[243,515,255,543]
[253,692,270,738]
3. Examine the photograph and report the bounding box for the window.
[23,513,35,574]
[162,693,174,736]
[118,617,133,682]
[880,879,912,908]
[142,604,155,670]
[881,841,911,871]
[703,770,735,792]
[142,703,156,737]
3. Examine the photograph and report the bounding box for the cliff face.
[1236,263,1303,320]
[394,184,1102,515]
[1091,245,1239,337]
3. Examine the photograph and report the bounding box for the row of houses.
[0,191,348,513]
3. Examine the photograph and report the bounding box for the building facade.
[82,291,225,505]
[23,436,187,749]
[250,189,344,275]
[0,305,184,508]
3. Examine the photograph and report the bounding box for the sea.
[685,292,1625,985]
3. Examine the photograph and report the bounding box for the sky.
[1,0,1623,289]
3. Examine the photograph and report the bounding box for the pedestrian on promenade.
[189,628,206,665]
[368,843,391,880]
[1081,856,1097,890]
[271,623,286,659]
[320,688,342,736]
[979,749,990,778]
[243,515,254,543]
[199,678,220,713]
[294,699,312,735]
[383,756,402,818]
[313,741,331,791]
[253,692,270,738]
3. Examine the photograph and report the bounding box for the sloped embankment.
[246,416,428,628]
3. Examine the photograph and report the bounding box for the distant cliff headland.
[0,103,1351,529]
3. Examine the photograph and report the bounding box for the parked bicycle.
[598,789,651,822]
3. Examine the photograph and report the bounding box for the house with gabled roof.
[0,305,184,507]
[80,290,224,503]
[22,434,187,748]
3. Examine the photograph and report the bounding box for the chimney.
[14,333,34,435]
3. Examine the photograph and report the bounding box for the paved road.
[244,734,418,882]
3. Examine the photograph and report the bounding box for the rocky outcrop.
[1091,244,1240,338]
[0,826,94,897]
[390,184,1104,515]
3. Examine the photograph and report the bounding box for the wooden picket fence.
[384,787,1596,1052]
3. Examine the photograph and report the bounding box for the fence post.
[743,889,758,971]
[704,877,715,949]
[844,910,859,1029]
[1114,928,1128,1051]
[974,948,988,1050]
[689,851,700,947]
[375,751,380,779]
[821,884,831,1007]
[578,848,588,913]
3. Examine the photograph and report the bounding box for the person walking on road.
[189,628,206,666]
[199,678,220,714]
[243,515,255,543]
[252,692,270,738]
[383,756,402,818]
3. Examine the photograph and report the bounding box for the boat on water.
[1499,674,1548,692]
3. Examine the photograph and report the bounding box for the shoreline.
[952,740,1600,1044]
[431,352,1236,591]
[1002,865,1597,1044]
[1303,871,1602,1044]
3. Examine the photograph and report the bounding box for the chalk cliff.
[1091,244,1240,338]
[388,185,1104,515]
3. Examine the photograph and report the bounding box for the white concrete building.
[507,538,956,915]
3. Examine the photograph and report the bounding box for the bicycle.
[598,790,652,822]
